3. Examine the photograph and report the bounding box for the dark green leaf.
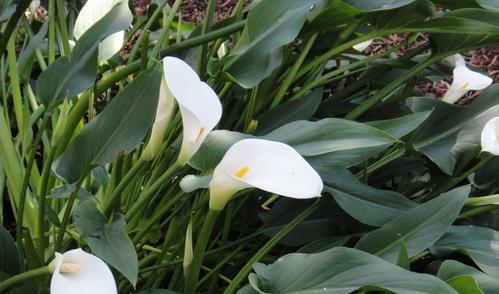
[366,110,432,139]
[0,224,19,276]
[47,184,93,200]
[344,0,416,11]
[246,247,457,293]
[18,21,48,79]
[438,260,499,294]
[323,169,416,226]
[53,64,162,183]
[355,185,470,262]
[256,89,322,135]
[432,225,499,279]
[74,201,138,286]
[223,0,320,88]
[0,1,15,22]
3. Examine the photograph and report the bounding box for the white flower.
[50,249,116,294]
[481,117,499,155]
[162,57,222,165]
[208,139,323,210]
[442,54,493,104]
[352,39,373,52]
[73,0,130,62]
[142,79,175,160]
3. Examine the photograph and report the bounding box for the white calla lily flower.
[481,117,499,155]
[441,54,493,104]
[50,249,116,294]
[163,57,222,165]
[74,0,129,62]
[208,139,324,210]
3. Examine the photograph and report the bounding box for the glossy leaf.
[344,0,416,11]
[432,225,499,279]
[355,186,469,263]
[366,110,432,139]
[323,169,416,226]
[223,0,321,88]
[245,247,457,294]
[53,65,162,183]
[74,201,138,286]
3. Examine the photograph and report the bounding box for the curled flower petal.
[209,139,323,210]
[481,117,499,155]
[442,54,493,104]
[73,0,128,62]
[50,249,117,294]
[163,57,222,165]
[352,39,373,52]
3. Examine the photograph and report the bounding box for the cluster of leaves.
[1,0,499,293]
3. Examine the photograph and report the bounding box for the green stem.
[48,0,57,64]
[125,161,180,221]
[7,33,24,143]
[197,0,216,75]
[345,55,440,120]
[56,0,70,56]
[37,146,57,261]
[16,114,50,271]
[184,209,221,294]
[0,266,51,292]
[465,194,499,207]
[460,205,498,218]
[223,200,320,294]
[270,33,318,108]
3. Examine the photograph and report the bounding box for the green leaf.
[47,184,93,200]
[323,169,416,226]
[246,247,457,294]
[256,89,322,135]
[53,64,162,183]
[397,239,410,270]
[0,224,19,276]
[447,276,485,294]
[74,201,138,286]
[36,1,132,106]
[223,0,320,88]
[408,85,499,175]
[344,0,416,11]
[366,110,432,139]
[476,0,499,10]
[0,1,15,22]
[432,225,499,279]
[355,185,470,263]
[18,22,48,80]
[438,260,499,294]
[297,236,350,254]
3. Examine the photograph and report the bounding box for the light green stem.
[0,266,51,292]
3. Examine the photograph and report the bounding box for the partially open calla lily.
[353,39,373,52]
[50,249,116,294]
[208,139,323,210]
[481,117,499,155]
[442,54,493,104]
[163,57,222,165]
[73,0,130,62]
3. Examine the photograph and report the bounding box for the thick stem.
[0,266,51,292]
[184,209,221,294]
[466,194,499,207]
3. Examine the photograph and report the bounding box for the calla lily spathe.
[442,54,493,104]
[481,117,499,156]
[208,139,323,210]
[73,0,130,62]
[353,39,373,52]
[163,57,222,165]
[50,249,116,294]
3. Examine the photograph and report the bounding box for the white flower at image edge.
[73,0,130,62]
[481,117,499,156]
[163,56,222,165]
[208,139,324,210]
[442,54,493,104]
[50,249,117,294]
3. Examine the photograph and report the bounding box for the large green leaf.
[0,224,19,276]
[438,260,499,294]
[0,0,15,23]
[408,85,499,175]
[74,201,138,286]
[366,111,432,139]
[53,65,162,183]
[244,247,457,294]
[323,169,416,226]
[477,0,499,10]
[447,276,484,294]
[344,0,416,11]
[256,89,322,135]
[432,226,499,279]
[355,185,469,263]
[36,1,132,107]
[222,0,320,88]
